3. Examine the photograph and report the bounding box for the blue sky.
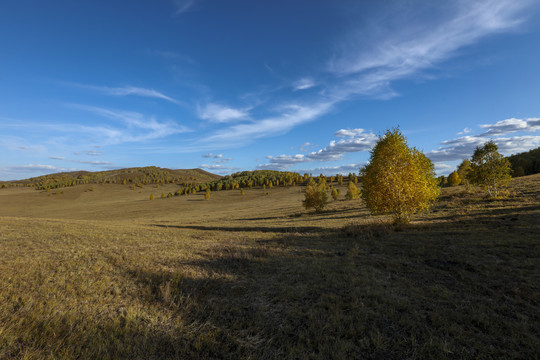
[1,0,540,180]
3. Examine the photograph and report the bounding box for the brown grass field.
[0,175,539,359]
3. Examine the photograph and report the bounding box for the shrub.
[303,183,328,212]
[331,188,338,200]
[149,194,154,200]
[361,128,439,224]
[204,189,211,200]
[346,182,360,200]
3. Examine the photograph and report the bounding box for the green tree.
[303,183,328,212]
[361,128,439,224]
[447,171,461,186]
[346,181,360,200]
[457,159,472,191]
[469,141,512,197]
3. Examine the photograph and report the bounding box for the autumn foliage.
[469,141,512,197]
[361,129,439,224]
[303,183,328,212]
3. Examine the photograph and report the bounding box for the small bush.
[303,183,328,212]
[346,182,360,200]
[149,194,154,200]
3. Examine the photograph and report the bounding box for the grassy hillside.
[0,166,221,190]
[0,174,539,359]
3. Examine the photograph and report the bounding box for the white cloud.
[205,102,333,144]
[479,117,540,136]
[293,78,316,91]
[259,128,377,170]
[328,0,532,99]
[74,105,191,145]
[214,153,223,159]
[427,134,540,162]
[199,163,241,175]
[1,164,76,174]
[202,153,214,158]
[198,103,250,123]
[73,84,180,104]
[48,156,65,160]
[457,127,472,135]
[173,0,197,16]
[195,1,534,149]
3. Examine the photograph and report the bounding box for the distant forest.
[508,147,540,177]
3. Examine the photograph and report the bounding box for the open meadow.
[1,175,539,359]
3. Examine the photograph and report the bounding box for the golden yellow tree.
[361,128,439,224]
[331,188,338,200]
[346,181,360,200]
[447,171,461,186]
[303,183,328,212]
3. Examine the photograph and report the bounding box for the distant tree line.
[507,147,540,177]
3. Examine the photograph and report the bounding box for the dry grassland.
[0,175,539,359]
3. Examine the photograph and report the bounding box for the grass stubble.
[0,175,539,359]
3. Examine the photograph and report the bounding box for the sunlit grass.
[1,175,539,358]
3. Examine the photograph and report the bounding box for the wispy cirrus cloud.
[328,0,533,100]
[49,156,112,166]
[0,164,77,175]
[205,102,333,145]
[202,1,535,149]
[71,84,180,104]
[173,0,197,16]
[197,103,250,123]
[73,105,191,145]
[292,78,316,91]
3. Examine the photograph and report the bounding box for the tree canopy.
[361,128,439,224]
[469,141,512,197]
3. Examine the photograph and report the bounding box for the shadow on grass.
[133,202,540,359]
[5,200,539,359]
[150,224,329,234]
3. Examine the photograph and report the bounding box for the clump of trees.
[303,183,328,212]
[507,146,540,177]
[361,128,440,224]
[468,141,512,197]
